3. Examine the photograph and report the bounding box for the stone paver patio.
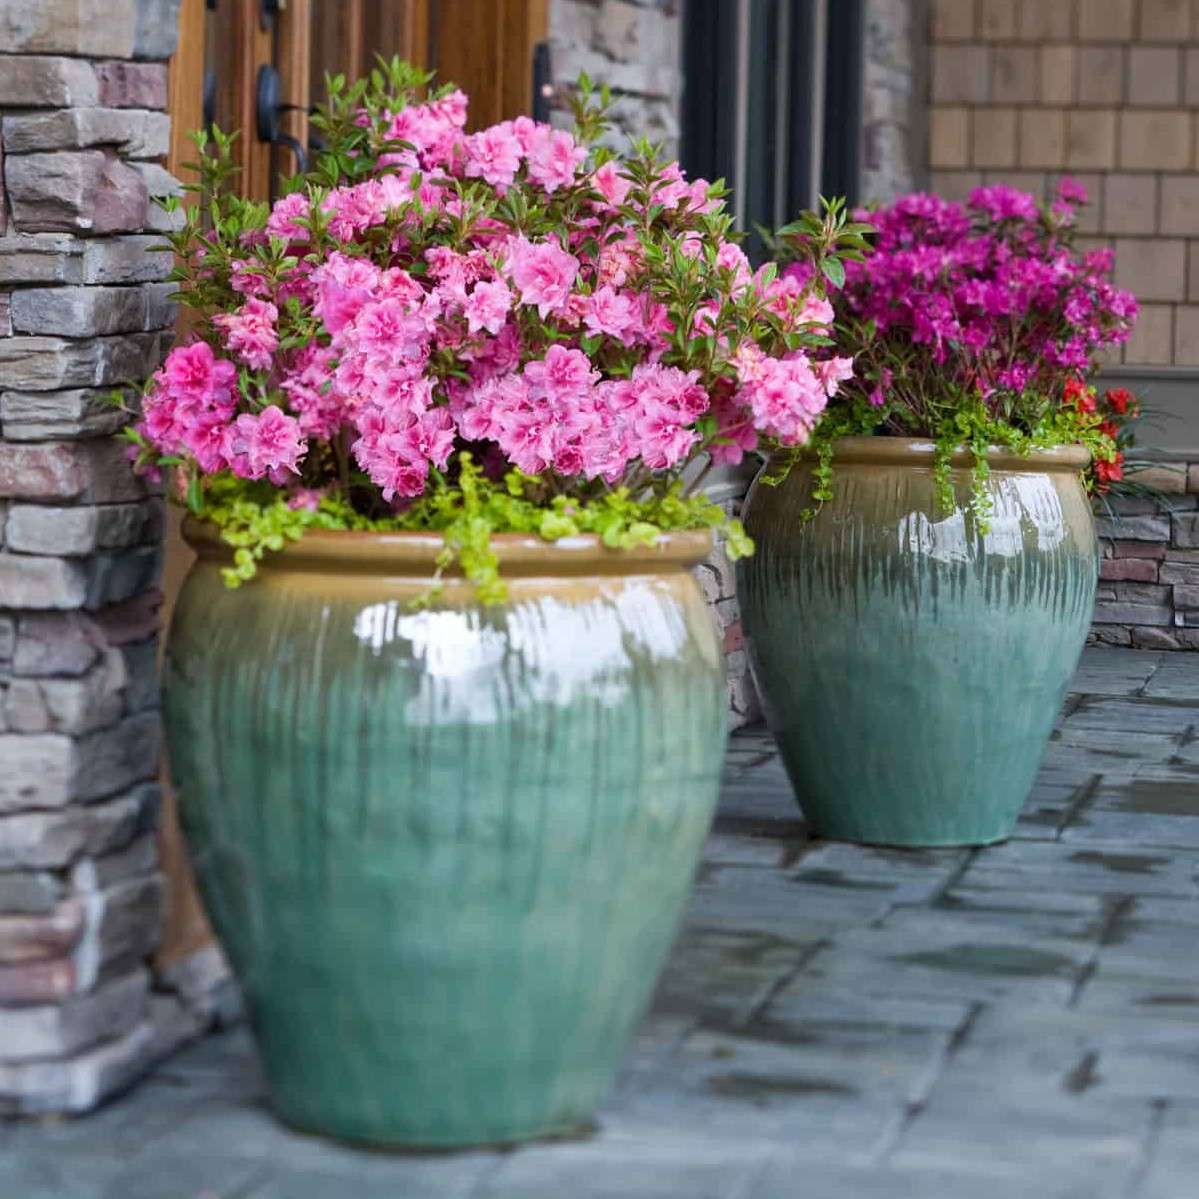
[5,647,1199,1199]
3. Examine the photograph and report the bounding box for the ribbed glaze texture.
[739,446,1099,846]
[163,542,725,1147]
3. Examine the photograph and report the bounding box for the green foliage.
[779,398,1116,532]
[200,455,751,602]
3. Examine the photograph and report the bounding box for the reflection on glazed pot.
[738,438,1098,847]
[164,525,726,1148]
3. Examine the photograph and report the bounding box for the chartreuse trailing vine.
[202,454,751,603]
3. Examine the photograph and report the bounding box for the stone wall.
[0,0,210,1114]
[547,0,682,157]
[862,0,927,203]
[1091,462,1199,649]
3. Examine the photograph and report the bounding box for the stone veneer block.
[5,150,150,234]
[2,109,171,158]
[95,60,168,108]
[0,54,98,106]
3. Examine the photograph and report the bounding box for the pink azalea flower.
[507,236,579,318]
[464,123,523,189]
[221,405,306,479]
[526,127,586,194]
[464,279,513,335]
[583,286,638,342]
[214,297,278,371]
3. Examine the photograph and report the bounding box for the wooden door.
[158,0,549,969]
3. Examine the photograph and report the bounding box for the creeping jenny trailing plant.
[127,59,856,598]
[770,180,1140,522]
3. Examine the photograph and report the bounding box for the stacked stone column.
[0,1,204,1114]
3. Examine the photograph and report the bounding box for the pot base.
[276,1109,599,1153]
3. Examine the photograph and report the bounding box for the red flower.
[1099,420,1119,439]
[1105,387,1134,415]
[1094,450,1124,492]
[1064,376,1095,412]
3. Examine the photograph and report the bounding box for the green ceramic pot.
[738,438,1098,847]
[163,525,725,1148]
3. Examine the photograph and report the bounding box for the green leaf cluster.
[201,455,751,602]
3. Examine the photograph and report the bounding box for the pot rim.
[797,436,1091,473]
[181,517,715,577]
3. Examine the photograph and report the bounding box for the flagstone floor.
[6,647,1199,1199]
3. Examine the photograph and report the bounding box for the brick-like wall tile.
[1185,48,1199,105]
[993,46,1038,102]
[1077,46,1125,104]
[1161,176,1199,236]
[1174,305,1199,364]
[1019,0,1074,41]
[931,0,975,41]
[1118,111,1192,170]
[932,45,991,103]
[1122,301,1174,363]
[1103,173,1158,234]
[1128,47,1182,105]
[1187,242,1199,301]
[974,107,1019,167]
[1040,46,1076,104]
[978,0,1019,40]
[930,169,986,201]
[1078,0,1135,41]
[1115,237,1188,301]
[1019,109,1066,168]
[987,170,1049,194]
[930,107,971,168]
[1139,0,1191,41]
[929,169,984,202]
[1067,109,1118,168]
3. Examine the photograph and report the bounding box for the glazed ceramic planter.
[738,438,1098,847]
[163,525,726,1148]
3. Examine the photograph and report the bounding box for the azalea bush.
[128,59,856,598]
[771,181,1139,518]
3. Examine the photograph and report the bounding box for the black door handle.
[256,64,309,176]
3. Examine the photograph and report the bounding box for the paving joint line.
[869,848,978,928]
[731,938,830,1030]
[1124,1098,1169,1199]
[867,1000,985,1166]
[1054,772,1104,839]
[1168,722,1197,765]
[1135,657,1166,699]
[1069,893,1136,1009]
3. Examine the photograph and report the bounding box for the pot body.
[163,528,725,1147]
[738,438,1098,847]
